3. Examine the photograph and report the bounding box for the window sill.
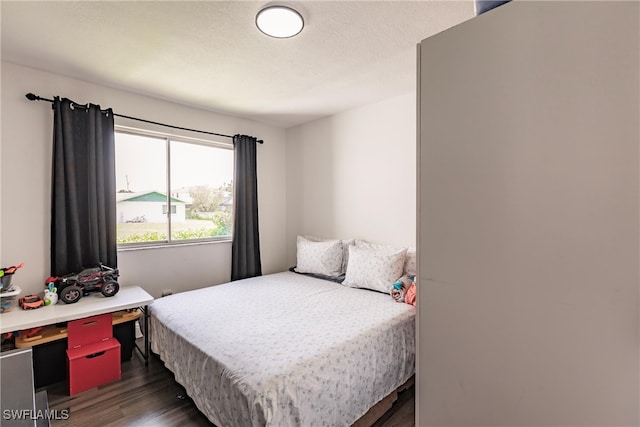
[117,239,232,252]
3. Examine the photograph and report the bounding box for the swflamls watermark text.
[2,409,70,421]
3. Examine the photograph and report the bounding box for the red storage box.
[67,313,112,348]
[67,338,121,395]
[67,313,120,395]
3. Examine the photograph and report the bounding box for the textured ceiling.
[1,1,475,128]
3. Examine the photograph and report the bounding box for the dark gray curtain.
[51,97,117,277]
[475,0,511,15]
[231,134,262,281]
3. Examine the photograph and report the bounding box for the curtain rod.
[25,93,263,144]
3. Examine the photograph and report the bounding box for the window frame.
[114,125,234,248]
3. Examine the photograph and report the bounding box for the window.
[162,205,177,215]
[115,127,233,245]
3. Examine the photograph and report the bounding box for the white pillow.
[356,240,416,276]
[342,245,408,293]
[404,248,417,276]
[355,239,400,253]
[295,236,344,278]
[303,235,354,274]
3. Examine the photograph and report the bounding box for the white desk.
[0,286,154,364]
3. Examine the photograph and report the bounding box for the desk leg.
[134,306,150,366]
[144,305,149,366]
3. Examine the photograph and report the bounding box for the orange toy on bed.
[404,282,416,306]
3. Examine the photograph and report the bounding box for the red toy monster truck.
[49,264,120,304]
[19,295,45,310]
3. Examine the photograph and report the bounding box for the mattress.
[149,271,415,427]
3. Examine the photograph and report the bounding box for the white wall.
[286,93,416,263]
[418,1,639,426]
[1,61,288,298]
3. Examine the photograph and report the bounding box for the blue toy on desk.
[44,282,58,306]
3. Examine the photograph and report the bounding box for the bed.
[149,239,416,427]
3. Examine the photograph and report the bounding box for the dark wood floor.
[44,351,415,427]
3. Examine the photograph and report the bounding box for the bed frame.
[353,376,414,426]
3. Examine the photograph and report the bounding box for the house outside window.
[115,127,233,245]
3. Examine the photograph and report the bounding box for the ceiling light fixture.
[256,5,304,38]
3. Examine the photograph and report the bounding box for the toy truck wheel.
[101,280,119,297]
[60,285,82,304]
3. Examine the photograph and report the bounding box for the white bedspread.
[149,271,415,427]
